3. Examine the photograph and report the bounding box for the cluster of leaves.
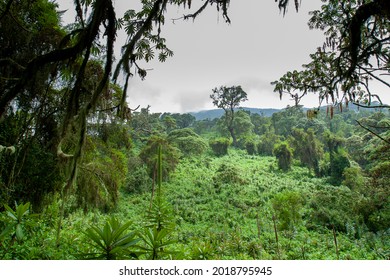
[0,202,40,259]
[82,217,138,260]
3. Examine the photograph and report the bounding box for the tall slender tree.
[210,86,247,147]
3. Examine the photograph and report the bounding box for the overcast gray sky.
[57,1,359,113]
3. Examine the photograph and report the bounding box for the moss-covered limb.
[176,0,209,21]
[346,0,390,76]
[0,0,114,118]
[52,0,117,246]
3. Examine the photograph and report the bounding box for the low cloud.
[126,79,165,110]
[177,89,213,113]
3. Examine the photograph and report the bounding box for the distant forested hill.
[189,103,384,121]
[189,107,280,120]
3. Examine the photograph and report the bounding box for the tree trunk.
[229,126,237,147]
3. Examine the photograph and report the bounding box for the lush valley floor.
[5,149,385,260]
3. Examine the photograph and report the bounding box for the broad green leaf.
[15,224,24,240]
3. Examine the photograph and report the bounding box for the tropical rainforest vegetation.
[0,0,389,259]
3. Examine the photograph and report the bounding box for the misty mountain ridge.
[189,107,279,120]
[188,103,384,121]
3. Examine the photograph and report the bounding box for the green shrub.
[273,142,293,172]
[140,196,177,260]
[213,163,245,187]
[0,202,40,259]
[77,137,128,211]
[168,128,208,156]
[0,202,38,243]
[126,165,152,194]
[209,138,230,156]
[290,128,323,177]
[307,186,360,232]
[271,191,303,231]
[329,148,350,185]
[97,122,132,150]
[245,139,257,155]
[257,131,282,156]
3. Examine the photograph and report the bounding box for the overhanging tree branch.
[356,119,390,144]
[346,0,389,76]
[114,0,165,79]
[0,0,112,118]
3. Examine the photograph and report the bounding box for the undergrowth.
[1,149,388,259]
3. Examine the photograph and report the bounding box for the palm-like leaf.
[1,202,37,241]
[83,217,139,259]
[137,227,177,260]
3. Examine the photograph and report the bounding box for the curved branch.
[114,0,165,79]
[346,0,387,76]
[356,120,390,144]
[0,58,26,71]
[352,102,390,109]
[172,0,210,22]
[356,64,390,89]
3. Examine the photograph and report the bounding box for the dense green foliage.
[82,217,138,260]
[168,128,208,156]
[290,128,323,176]
[1,103,389,260]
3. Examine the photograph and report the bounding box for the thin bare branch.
[356,120,390,144]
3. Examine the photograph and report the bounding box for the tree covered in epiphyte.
[272,0,390,111]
